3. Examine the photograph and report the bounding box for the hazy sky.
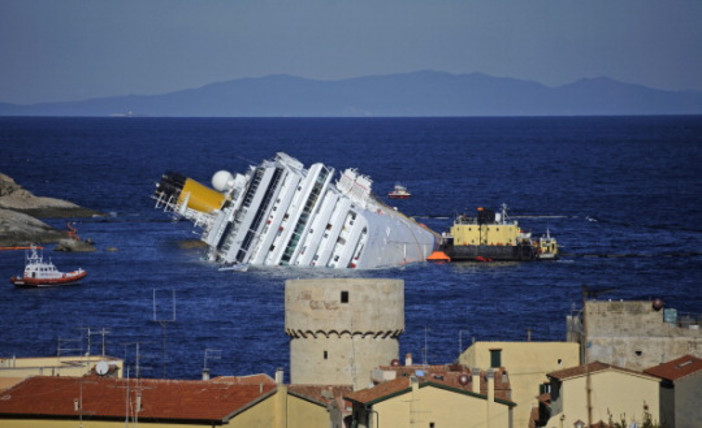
[1,0,701,104]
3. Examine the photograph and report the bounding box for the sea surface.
[1,116,700,380]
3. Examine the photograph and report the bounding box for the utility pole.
[582,285,592,428]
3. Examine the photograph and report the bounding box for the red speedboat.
[10,246,87,288]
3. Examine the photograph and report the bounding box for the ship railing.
[671,311,702,330]
[153,191,215,229]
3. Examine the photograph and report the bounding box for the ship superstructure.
[435,204,559,262]
[154,153,438,269]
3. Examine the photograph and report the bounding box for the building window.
[341,291,349,303]
[324,351,328,360]
[490,349,502,368]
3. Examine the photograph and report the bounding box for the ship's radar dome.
[212,170,234,192]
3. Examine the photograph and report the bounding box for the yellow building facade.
[460,341,580,428]
[0,355,123,391]
[546,362,660,427]
[347,377,514,428]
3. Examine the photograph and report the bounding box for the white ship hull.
[154,153,438,269]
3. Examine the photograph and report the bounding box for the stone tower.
[285,278,404,390]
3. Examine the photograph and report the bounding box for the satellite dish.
[96,361,109,376]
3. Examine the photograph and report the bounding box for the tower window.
[490,349,502,368]
[324,351,328,360]
[341,291,349,303]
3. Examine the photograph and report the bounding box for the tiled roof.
[547,361,656,381]
[644,354,702,381]
[209,373,276,385]
[0,375,276,423]
[345,377,411,404]
[287,384,353,406]
[376,364,511,398]
[345,365,514,406]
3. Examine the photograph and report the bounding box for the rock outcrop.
[0,173,99,250]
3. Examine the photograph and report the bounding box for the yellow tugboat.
[430,204,558,262]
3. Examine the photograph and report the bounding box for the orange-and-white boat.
[388,184,411,199]
[10,246,87,288]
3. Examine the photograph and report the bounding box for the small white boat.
[10,246,87,288]
[387,184,411,199]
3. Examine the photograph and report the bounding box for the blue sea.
[1,116,700,380]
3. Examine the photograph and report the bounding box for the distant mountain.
[1,71,701,117]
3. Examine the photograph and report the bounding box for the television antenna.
[152,288,176,378]
[80,327,111,356]
[56,336,82,356]
[423,326,431,365]
[203,348,222,380]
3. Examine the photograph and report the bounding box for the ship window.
[496,227,500,231]
[341,291,349,303]
[334,255,340,262]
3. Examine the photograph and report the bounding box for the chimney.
[472,368,481,394]
[486,369,494,428]
[410,375,419,392]
[275,367,285,385]
[405,353,413,366]
[487,369,494,403]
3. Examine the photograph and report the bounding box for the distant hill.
[1,71,701,117]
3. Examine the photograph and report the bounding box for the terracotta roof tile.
[547,361,648,381]
[287,385,353,406]
[0,375,276,422]
[209,374,276,385]
[345,377,411,404]
[345,365,514,405]
[376,364,511,399]
[548,361,612,380]
[644,354,702,381]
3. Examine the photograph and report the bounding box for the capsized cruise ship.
[153,153,438,269]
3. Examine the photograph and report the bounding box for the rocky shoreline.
[0,173,100,250]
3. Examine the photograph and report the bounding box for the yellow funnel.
[177,178,226,213]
